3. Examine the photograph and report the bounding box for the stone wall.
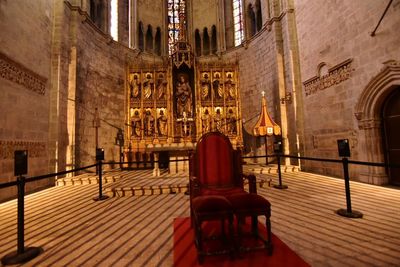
[71,11,129,168]
[0,0,54,201]
[294,0,400,182]
[222,20,283,160]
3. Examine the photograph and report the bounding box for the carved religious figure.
[200,73,211,100]
[214,108,223,132]
[131,110,142,137]
[225,73,236,100]
[144,110,155,136]
[176,74,192,117]
[213,72,224,100]
[201,109,212,133]
[156,73,167,100]
[157,110,168,136]
[226,108,237,135]
[143,73,154,99]
[129,74,141,99]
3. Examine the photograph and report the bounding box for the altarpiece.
[123,2,243,170]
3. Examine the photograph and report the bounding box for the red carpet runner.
[173,217,310,267]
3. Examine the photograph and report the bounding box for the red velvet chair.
[190,132,273,262]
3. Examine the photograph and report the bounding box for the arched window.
[203,28,210,55]
[96,0,104,30]
[90,0,96,21]
[138,21,144,51]
[211,25,217,54]
[155,27,162,56]
[195,29,201,56]
[90,0,104,30]
[247,4,256,37]
[256,0,262,32]
[233,0,244,46]
[145,25,153,52]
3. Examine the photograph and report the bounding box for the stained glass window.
[233,0,244,46]
[168,0,186,55]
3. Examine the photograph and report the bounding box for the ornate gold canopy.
[253,91,281,136]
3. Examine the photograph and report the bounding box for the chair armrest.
[243,173,257,194]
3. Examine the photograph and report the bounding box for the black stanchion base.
[273,184,288,189]
[1,247,43,265]
[93,195,109,201]
[336,208,363,218]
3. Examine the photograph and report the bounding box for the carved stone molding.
[303,59,353,96]
[0,52,47,95]
[358,119,381,130]
[0,140,47,160]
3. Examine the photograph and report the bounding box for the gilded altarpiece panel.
[196,63,242,147]
[127,66,171,147]
[124,62,243,166]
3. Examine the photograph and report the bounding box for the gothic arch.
[255,0,262,32]
[155,27,161,56]
[195,29,201,56]
[247,4,256,37]
[211,25,217,54]
[354,60,400,184]
[203,28,210,55]
[138,21,144,51]
[145,25,153,52]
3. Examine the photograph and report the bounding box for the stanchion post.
[273,154,288,189]
[336,157,363,218]
[17,176,25,254]
[93,160,109,201]
[1,176,43,265]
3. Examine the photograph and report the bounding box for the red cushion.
[200,187,245,197]
[226,193,271,212]
[192,195,232,213]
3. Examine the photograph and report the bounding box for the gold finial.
[261,91,265,97]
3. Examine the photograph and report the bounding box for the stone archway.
[354,60,400,185]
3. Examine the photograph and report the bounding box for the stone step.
[56,169,273,197]
[104,179,268,197]
[56,173,119,186]
[105,184,188,197]
[243,164,300,174]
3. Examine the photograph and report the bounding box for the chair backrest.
[193,132,238,187]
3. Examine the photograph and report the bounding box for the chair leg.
[228,215,235,259]
[265,214,273,255]
[221,218,226,239]
[194,219,204,260]
[236,216,244,255]
[251,215,258,237]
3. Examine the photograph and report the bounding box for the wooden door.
[382,87,400,185]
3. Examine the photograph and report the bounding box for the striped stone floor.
[0,169,399,266]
